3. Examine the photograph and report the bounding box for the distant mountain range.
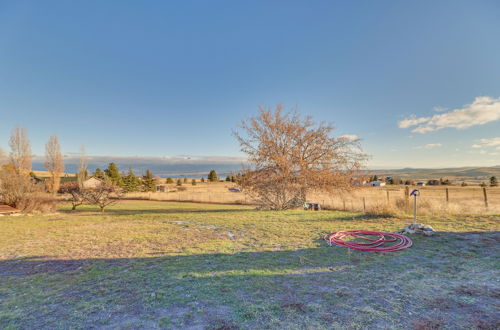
[368,166,500,180]
[31,155,500,180]
[32,155,246,178]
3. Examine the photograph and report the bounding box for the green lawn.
[1,200,499,329]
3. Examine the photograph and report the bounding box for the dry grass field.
[129,182,500,216]
[0,200,499,329]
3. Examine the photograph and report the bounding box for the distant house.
[427,180,440,186]
[82,177,103,189]
[416,181,426,186]
[156,185,170,192]
[369,181,386,187]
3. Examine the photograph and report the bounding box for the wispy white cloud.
[413,143,442,150]
[433,106,448,112]
[398,96,500,134]
[471,137,500,148]
[339,134,359,141]
[398,116,430,129]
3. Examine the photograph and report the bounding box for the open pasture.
[129,183,500,216]
[1,200,499,329]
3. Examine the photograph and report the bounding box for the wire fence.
[126,186,500,216]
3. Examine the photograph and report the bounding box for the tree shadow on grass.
[59,207,257,216]
[59,206,373,220]
[1,231,499,329]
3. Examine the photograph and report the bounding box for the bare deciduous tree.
[0,148,5,166]
[84,182,123,212]
[233,105,367,210]
[9,126,32,173]
[77,145,88,188]
[45,135,64,194]
[59,181,86,210]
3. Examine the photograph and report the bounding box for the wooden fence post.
[386,190,390,205]
[405,186,410,212]
[363,197,366,213]
[483,187,488,208]
[343,200,346,211]
[445,188,449,204]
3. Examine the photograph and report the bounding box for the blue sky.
[1,0,500,169]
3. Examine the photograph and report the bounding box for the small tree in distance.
[192,179,197,185]
[44,135,64,194]
[233,105,366,210]
[105,163,123,186]
[208,170,218,182]
[166,177,174,184]
[490,176,498,187]
[176,178,182,186]
[84,181,123,212]
[9,126,32,173]
[142,169,157,192]
[59,181,86,210]
[94,168,106,180]
[123,168,141,192]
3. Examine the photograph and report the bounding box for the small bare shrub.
[16,192,57,213]
[59,182,86,210]
[0,167,56,212]
[84,182,123,212]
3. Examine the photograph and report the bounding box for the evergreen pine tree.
[191,179,196,185]
[230,176,235,182]
[105,163,123,186]
[183,177,188,183]
[208,170,218,182]
[142,169,157,192]
[201,177,205,183]
[94,168,106,180]
[166,177,174,184]
[225,175,231,182]
[176,178,182,186]
[490,176,498,187]
[123,168,141,192]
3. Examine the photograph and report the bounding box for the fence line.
[126,186,500,215]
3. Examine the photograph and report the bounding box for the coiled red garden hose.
[323,230,413,252]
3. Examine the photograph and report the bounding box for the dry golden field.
[127,181,500,216]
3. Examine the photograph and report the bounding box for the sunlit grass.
[0,200,498,329]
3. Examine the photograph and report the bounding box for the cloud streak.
[413,143,442,150]
[398,96,500,134]
[471,137,500,149]
[338,134,359,141]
